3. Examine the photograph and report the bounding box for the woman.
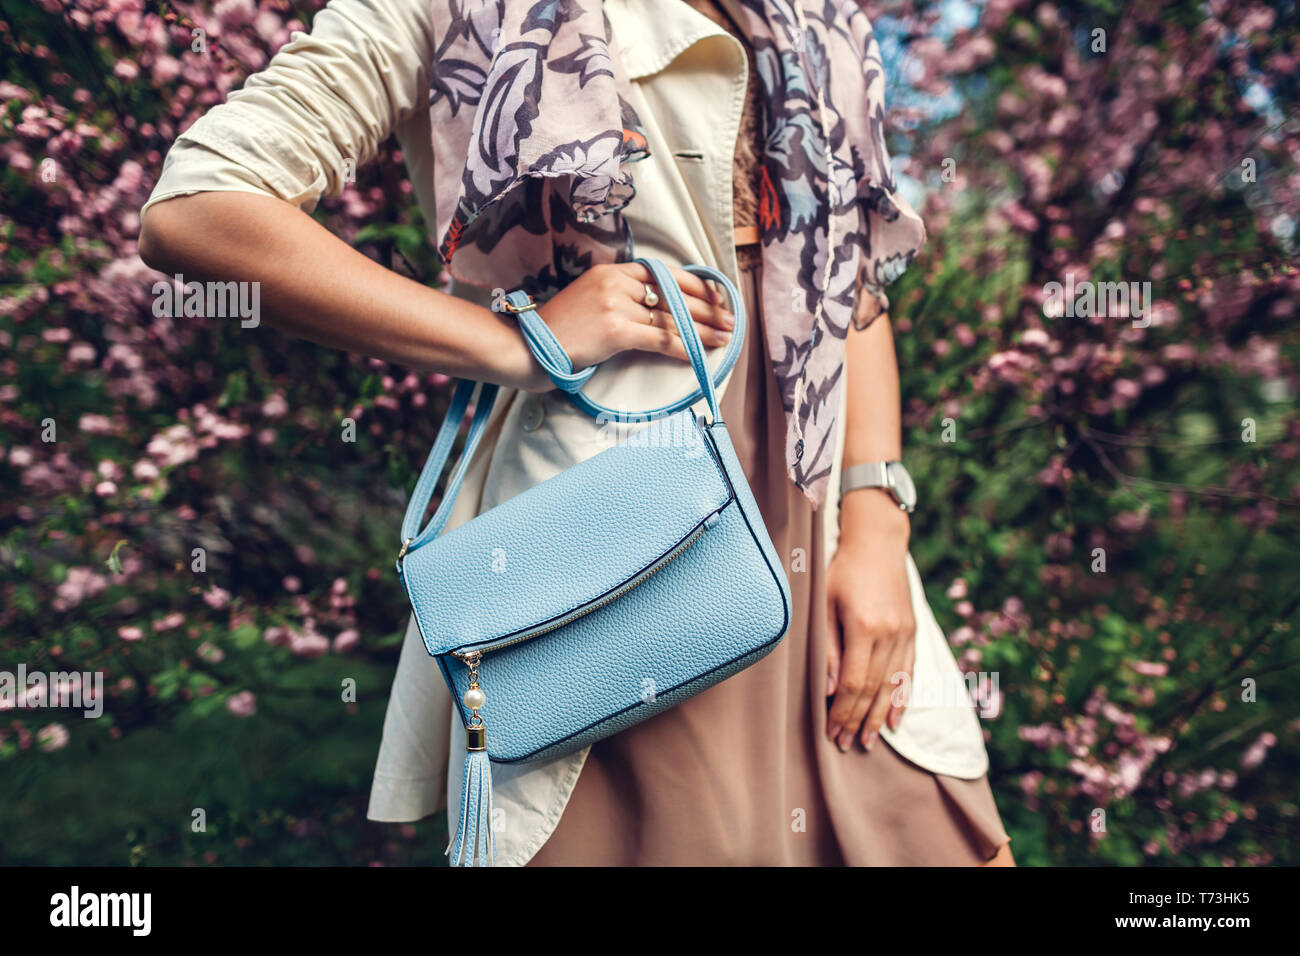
[139,0,1012,866]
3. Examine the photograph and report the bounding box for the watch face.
[888,462,917,510]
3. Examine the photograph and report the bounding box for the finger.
[888,640,916,731]
[620,302,732,351]
[666,266,736,330]
[826,627,878,750]
[862,643,908,750]
[836,632,888,750]
[618,311,700,362]
[618,263,735,331]
[665,265,732,313]
[825,592,842,698]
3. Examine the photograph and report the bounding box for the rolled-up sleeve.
[142,0,436,216]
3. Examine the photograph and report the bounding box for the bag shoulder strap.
[398,377,499,561]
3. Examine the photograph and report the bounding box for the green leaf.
[105,539,128,575]
[231,623,260,650]
[220,370,249,408]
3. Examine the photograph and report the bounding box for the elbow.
[138,209,169,274]
[138,199,188,275]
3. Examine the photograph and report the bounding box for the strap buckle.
[500,293,538,314]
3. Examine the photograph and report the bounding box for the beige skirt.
[529,246,1011,865]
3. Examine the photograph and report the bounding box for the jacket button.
[794,439,804,461]
[520,396,546,432]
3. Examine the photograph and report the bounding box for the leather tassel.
[449,746,495,866]
[447,653,495,866]
[447,701,495,867]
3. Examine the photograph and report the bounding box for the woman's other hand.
[825,488,916,753]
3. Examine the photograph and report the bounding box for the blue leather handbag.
[396,257,792,865]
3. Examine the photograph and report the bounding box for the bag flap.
[400,411,733,658]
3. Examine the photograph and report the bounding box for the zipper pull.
[462,651,486,747]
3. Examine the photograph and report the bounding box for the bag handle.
[505,257,745,425]
[398,256,743,562]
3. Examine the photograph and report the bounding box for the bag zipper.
[451,511,720,662]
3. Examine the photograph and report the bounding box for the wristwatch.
[839,461,916,513]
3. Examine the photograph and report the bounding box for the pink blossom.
[152,612,184,632]
[37,723,70,753]
[1131,661,1168,677]
[202,586,232,610]
[1240,732,1277,770]
[1113,379,1141,401]
[289,631,330,659]
[262,393,289,418]
[55,567,108,611]
[226,691,257,718]
[198,642,226,663]
[146,424,200,467]
[262,626,290,647]
[152,56,182,84]
[79,414,116,435]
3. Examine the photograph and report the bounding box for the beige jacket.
[143,0,990,866]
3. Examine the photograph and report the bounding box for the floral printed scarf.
[427,0,925,507]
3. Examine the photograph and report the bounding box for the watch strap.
[840,460,915,513]
[841,462,891,495]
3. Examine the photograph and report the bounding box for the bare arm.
[841,315,909,521]
[139,191,734,392]
[824,312,917,752]
[139,191,547,390]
